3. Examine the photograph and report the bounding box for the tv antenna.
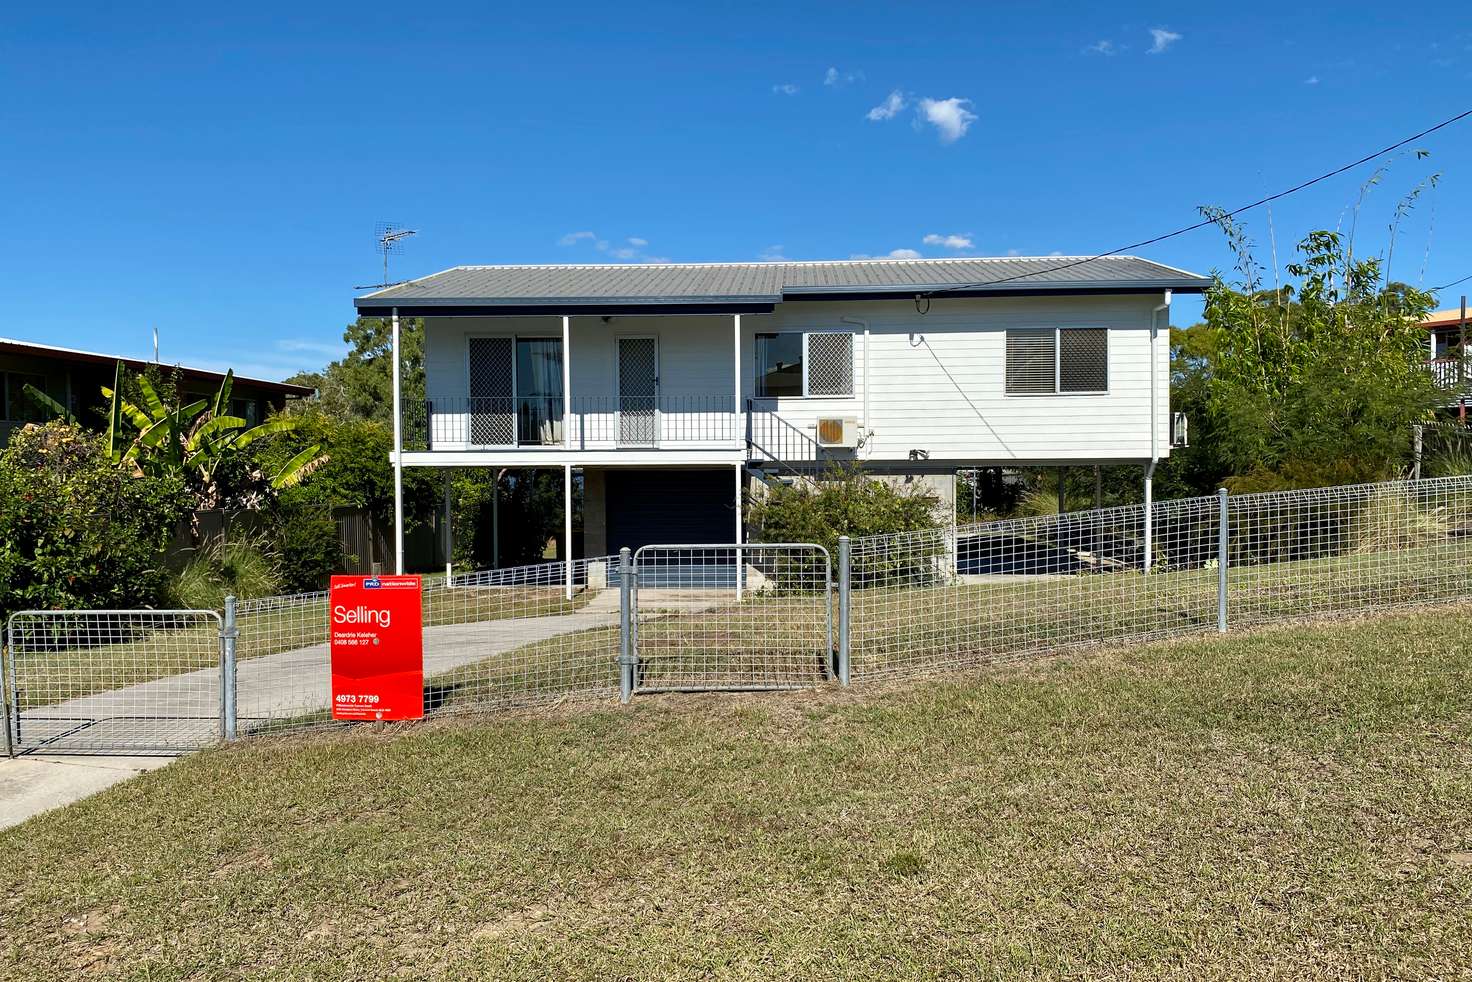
[355,223,418,290]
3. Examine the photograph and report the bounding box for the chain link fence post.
[837,535,851,685]
[618,548,635,704]
[1217,488,1229,634]
[1412,424,1424,481]
[221,595,239,741]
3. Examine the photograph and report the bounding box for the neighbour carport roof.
[353,256,1211,315]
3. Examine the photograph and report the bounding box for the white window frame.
[1004,327,1110,397]
[756,330,855,399]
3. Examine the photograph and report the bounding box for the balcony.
[405,396,740,452]
[1431,356,1472,403]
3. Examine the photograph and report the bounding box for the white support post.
[1143,462,1155,574]
[562,314,572,447]
[732,313,742,449]
[442,471,453,581]
[734,463,744,601]
[391,307,405,575]
[564,463,574,601]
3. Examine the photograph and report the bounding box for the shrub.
[170,533,282,609]
[272,505,343,594]
[747,465,944,552]
[746,466,946,586]
[0,421,188,616]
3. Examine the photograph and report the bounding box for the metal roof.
[0,338,315,395]
[354,256,1210,314]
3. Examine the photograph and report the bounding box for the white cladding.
[419,294,1170,463]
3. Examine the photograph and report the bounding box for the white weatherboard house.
[355,256,1211,577]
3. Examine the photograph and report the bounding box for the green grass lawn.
[3,605,1471,979]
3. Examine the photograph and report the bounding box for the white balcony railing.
[405,396,739,451]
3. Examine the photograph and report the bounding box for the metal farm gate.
[626,543,833,694]
[4,609,227,755]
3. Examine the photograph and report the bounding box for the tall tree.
[286,316,425,423]
[1199,210,1445,490]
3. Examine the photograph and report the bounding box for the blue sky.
[3,2,1470,381]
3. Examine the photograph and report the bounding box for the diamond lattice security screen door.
[468,337,515,445]
[618,337,659,446]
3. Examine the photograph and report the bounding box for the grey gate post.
[618,548,635,704]
[2,620,13,759]
[1412,424,1424,481]
[1216,488,1229,634]
[221,596,239,741]
[837,535,851,686]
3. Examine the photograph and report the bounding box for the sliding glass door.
[467,336,563,446]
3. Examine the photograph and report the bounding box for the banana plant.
[102,362,326,493]
[27,361,327,505]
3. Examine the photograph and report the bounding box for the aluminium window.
[1005,328,1108,394]
[755,331,854,397]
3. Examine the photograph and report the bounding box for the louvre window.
[755,331,854,397]
[1006,328,1108,394]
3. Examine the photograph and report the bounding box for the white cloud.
[1148,28,1182,54]
[555,231,666,262]
[917,97,977,143]
[772,82,799,95]
[852,248,924,260]
[824,66,862,87]
[923,233,973,249]
[1086,39,1120,56]
[1304,75,1320,85]
[1006,248,1021,257]
[758,245,786,261]
[866,89,907,121]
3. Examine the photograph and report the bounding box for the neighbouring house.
[354,256,1212,573]
[0,337,314,445]
[1422,306,1471,409]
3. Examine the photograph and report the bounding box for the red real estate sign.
[329,575,424,721]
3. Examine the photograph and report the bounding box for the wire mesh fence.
[232,556,622,738]
[849,474,1472,679]
[630,544,832,693]
[4,610,223,754]
[4,475,1471,756]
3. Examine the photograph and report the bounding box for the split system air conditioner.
[816,416,859,449]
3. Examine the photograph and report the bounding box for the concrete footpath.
[0,755,174,832]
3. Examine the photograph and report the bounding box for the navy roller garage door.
[605,468,735,553]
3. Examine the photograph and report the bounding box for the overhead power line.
[925,106,1472,299]
[1432,272,1472,292]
